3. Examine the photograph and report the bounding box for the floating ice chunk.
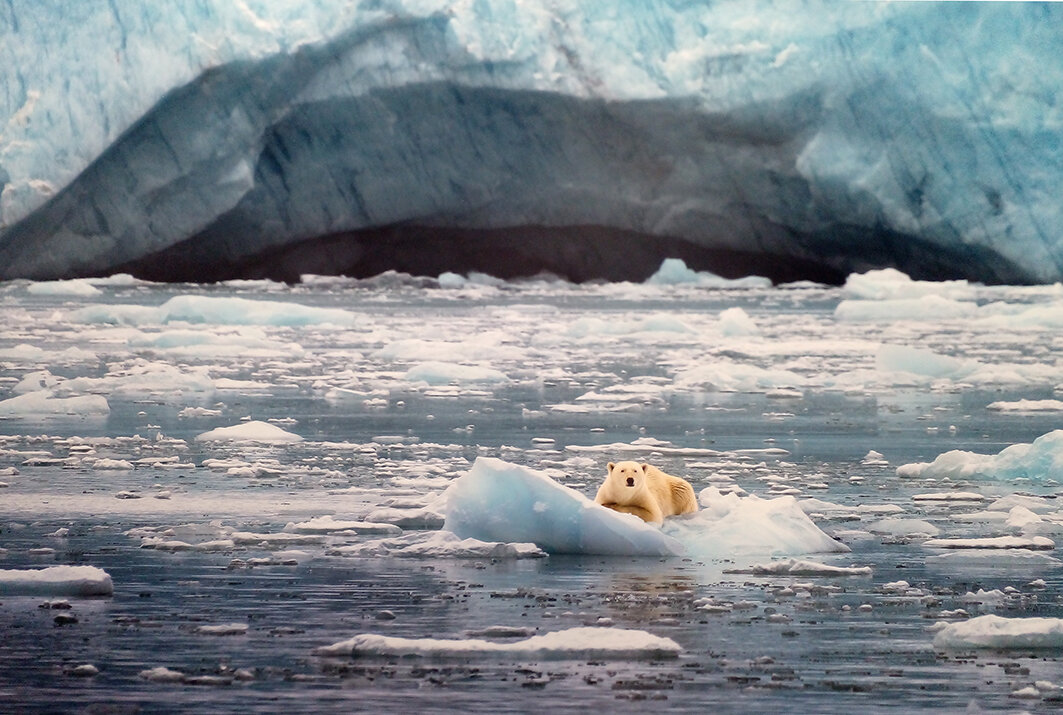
[142,538,236,552]
[718,307,760,337]
[842,269,976,301]
[139,667,186,683]
[87,273,147,287]
[443,457,683,556]
[987,494,1058,514]
[129,328,306,358]
[13,370,61,394]
[0,565,113,596]
[195,421,303,443]
[645,258,771,289]
[923,535,1054,550]
[665,488,850,558]
[97,362,216,399]
[91,458,134,470]
[433,271,505,289]
[365,505,445,529]
[875,344,972,380]
[875,345,1062,386]
[316,626,681,660]
[926,550,1063,568]
[178,406,223,418]
[910,492,987,502]
[673,360,806,393]
[71,295,357,326]
[0,391,109,417]
[196,623,248,636]
[835,295,978,322]
[376,335,523,362]
[26,279,102,297]
[898,430,1063,481]
[0,346,94,363]
[404,361,509,385]
[979,301,1063,330]
[725,558,871,576]
[797,498,905,516]
[868,518,941,537]
[565,315,692,337]
[934,615,1063,650]
[1006,506,1044,532]
[229,532,325,547]
[565,438,724,457]
[285,515,401,535]
[157,295,351,326]
[961,589,1008,605]
[0,344,47,362]
[988,399,1063,412]
[437,272,467,289]
[329,531,546,559]
[862,450,888,465]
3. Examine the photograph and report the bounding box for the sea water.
[2,270,1063,712]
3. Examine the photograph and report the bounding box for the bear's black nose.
[626,477,635,487]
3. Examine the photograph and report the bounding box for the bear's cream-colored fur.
[594,461,698,524]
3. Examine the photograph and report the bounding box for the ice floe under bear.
[442,457,848,558]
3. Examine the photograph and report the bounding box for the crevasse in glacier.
[0,0,1060,283]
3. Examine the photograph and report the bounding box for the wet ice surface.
[3,269,1063,712]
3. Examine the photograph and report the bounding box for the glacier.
[1,0,1061,283]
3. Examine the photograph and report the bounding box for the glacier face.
[1,0,1061,283]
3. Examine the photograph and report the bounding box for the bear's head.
[607,461,650,491]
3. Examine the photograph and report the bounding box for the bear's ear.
[607,462,615,473]
[640,463,650,472]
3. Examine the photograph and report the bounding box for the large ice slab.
[0,566,114,596]
[443,458,848,558]
[1,2,1061,284]
[933,615,1063,650]
[71,295,357,327]
[315,626,681,660]
[0,391,110,418]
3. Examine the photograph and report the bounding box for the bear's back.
[645,465,698,516]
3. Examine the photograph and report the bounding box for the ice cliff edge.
[1,1,1060,283]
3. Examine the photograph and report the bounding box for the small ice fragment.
[196,623,248,636]
[139,667,185,683]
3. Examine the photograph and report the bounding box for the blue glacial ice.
[898,429,1063,482]
[1,1,1061,283]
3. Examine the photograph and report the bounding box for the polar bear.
[594,461,698,524]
